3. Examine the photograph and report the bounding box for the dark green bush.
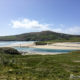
[35,41,47,45]
[0,47,20,55]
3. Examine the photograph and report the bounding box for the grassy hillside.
[0,49,80,80]
[0,31,80,42]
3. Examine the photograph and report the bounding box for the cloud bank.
[11,18,50,31]
[10,18,80,35]
[52,26,80,35]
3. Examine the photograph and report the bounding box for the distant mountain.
[0,31,80,41]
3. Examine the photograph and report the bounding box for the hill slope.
[0,31,80,41]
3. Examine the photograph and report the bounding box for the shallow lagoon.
[0,41,78,54]
[14,47,76,54]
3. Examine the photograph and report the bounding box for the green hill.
[0,31,80,41]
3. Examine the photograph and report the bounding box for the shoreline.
[0,42,80,55]
[7,42,80,50]
[21,51,64,55]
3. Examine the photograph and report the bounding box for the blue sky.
[0,0,80,36]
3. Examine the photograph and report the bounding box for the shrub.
[0,47,20,55]
[35,41,47,45]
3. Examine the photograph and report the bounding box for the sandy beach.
[21,52,64,55]
[31,42,80,50]
[7,42,80,50]
[0,42,79,55]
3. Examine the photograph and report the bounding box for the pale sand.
[31,42,80,50]
[3,42,80,55]
[7,42,80,50]
[6,42,35,47]
[21,52,63,55]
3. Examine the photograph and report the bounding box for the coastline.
[21,52,64,55]
[7,42,80,50]
[0,42,80,55]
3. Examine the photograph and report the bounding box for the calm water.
[14,47,76,54]
[0,41,34,47]
[0,41,78,54]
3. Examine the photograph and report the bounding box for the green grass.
[0,50,80,80]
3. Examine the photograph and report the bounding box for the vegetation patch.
[0,49,80,80]
[0,47,21,55]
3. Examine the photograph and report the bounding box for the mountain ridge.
[0,30,80,41]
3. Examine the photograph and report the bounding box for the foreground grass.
[0,51,80,80]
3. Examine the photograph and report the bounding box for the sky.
[0,0,80,36]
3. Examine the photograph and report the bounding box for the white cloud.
[52,26,80,35]
[10,18,80,35]
[11,18,51,31]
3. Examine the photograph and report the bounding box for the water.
[0,41,34,47]
[14,47,76,54]
[0,41,78,54]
